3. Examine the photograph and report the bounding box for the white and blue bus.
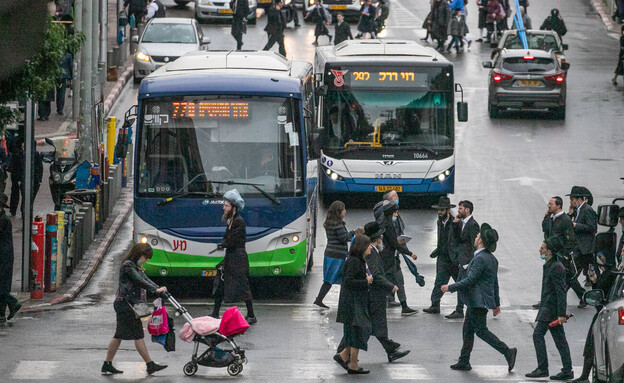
[130,51,318,286]
[313,40,467,201]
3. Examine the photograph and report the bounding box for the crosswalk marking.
[383,364,433,380]
[11,361,60,379]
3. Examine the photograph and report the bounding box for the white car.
[195,0,258,24]
[586,272,624,382]
[132,18,210,83]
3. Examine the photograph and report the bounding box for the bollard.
[112,45,122,68]
[101,181,108,223]
[107,176,115,215]
[61,196,75,275]
[74,213,84,264]
[55,211,65,287]
[115,165,122,199]
[83,202,95,242]
[107,117,116,174]
[30,217,45,299]
[44,213,58,293]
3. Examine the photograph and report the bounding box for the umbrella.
[401,254,425,287]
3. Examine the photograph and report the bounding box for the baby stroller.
[163,292,249,377]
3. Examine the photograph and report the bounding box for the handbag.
[148,299,169,335]
[127,300,152,319]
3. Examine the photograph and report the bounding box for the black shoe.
[314,300,329,309]
[578,300,587,309]
[388,349,410,362]
[532,302,541,309]
[146,361,168,375]
[525,368,549,378]
[445,310,464,319]
[245,316,258,325]
[333,353,348,371]
[37,117,44,121]
[347,367,370,374]
[101,361,123,375]
[312,41,318,45]
[506,348,517,372]
[423,306,440,314]
[294,23,301,27]
[450,362,472,371]
[57,111,63,116]
[551,371,574,380]
[7,302,21,320]
[571,377,589,383]
[401,307,418,316]
[467,40,472,48]
[476,38,483,42]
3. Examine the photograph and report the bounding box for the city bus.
[313,40,467,202]
[130,51,318,287]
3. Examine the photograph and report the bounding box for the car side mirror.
[561,62,570,71]
[583,290,605,306]
[44,137,54,146]
[42,154,54,163]
[131,35,139,43]
[202,36,211,45]
[482,61,493,69]
[562,43,568,50]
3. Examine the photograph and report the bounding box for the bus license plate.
[219,8,233,13]
[517,80,541,87]
[330,5,347,9]
[258,0,271,2]
[202,269,217,277]
[376,186,402,193]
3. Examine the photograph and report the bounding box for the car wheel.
[488,103,499,119]
[174,0,190,6]
[554,106,566,120]
[133,74,141,84]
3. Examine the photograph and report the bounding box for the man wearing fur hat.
[442,223,517,373]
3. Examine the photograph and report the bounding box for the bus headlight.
[309,0,314,5]
[292,235,299,242]
[434,168,453,182]
[141,235,148,244]
[324,167,344,181]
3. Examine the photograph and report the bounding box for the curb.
[592,0,617,32]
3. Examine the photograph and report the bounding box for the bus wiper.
[175,173,212,194]
[157,191,223,206]
[213,180,281,206]
[384,142,438,156]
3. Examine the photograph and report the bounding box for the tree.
[0,19,85,132]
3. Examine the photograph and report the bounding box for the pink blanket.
[179,316,221,343]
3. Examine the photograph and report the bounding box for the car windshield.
[141,23,197,44]
[503,34,560,51]
[137,95,303,198]
[502,57,555,72]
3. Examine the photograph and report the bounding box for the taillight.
[544,73,565,83]
[523,55,534,60]
[619,307,624,325]
[492,71,513,82]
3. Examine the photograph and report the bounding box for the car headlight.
[434,167,453,182]
[52,172,62,183]
[309,0,315,5]
[324,166,344,181]
[136,51,150,62]
[284,0,292,5]
[62,172,74,182]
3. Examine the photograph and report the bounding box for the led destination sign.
[330,69,430,89]
[171,101,250,119]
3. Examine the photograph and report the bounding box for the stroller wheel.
[227,362,243,376]
[183,362,198,376]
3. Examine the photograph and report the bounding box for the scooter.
[43,137,79,210]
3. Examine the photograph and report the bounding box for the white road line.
[11,361,60,380]
[383,364,433,380]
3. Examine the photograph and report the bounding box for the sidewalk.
[9,0,135,307]
[592,0,622,33]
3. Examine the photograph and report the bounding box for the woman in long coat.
[357,0,377,38]
[309,0,332,45]
[211,189,256,324]
[334,234,373,374]
[431,0,450,50]
[613,26,624,85]
[0,194,20,323]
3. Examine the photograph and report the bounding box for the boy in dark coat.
[262,0,287,57]
[446,8,466,53]
[333,13,353,45]
[0,194,20,323]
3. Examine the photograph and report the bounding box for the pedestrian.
[263,0,287,57]
[616,209,624,266]
[37,89,54,121]
[379,200,418,316]
[442,223,517,373]
[307,0,332,45]
[334,234,373,375]
[424,197,459,314]
[540,8,567,39]
[421,0,434,42]
[231,0,249,50]
[314,200,357,309]
[446,200,479,319]
[612,26,624,86]
[0,194,21,324]
[56,51,72,116]
[211,189,257,324]
[356,0,377,39]
[333,13,353,45]
[518,0,529,13]
[7,136,24,217]
[124,0,147,26]
[461,1,473,48]
[614,0,624,24]
[517,5,532,30]
[447,8,466,53]
[476,0,489,42]
[525,237,574,380]
[571,249,620,383]
[485,0,505,43]
[567,186,597,307]
[0,136,8,195]
[431,0,451,51]
[101,243,168,375]
[146,0,166,20]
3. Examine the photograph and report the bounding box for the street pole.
[93,0,102,160]
[21,98,33,292]
[100,0,108,83]
[74,0,83,124]
[80,1,93,162]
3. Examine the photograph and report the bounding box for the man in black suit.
[263,0,287,57]
[333,12,353,45]
[567,186,597,307]
[424,197,460,314]
[526,237,573,380]
[442,223,517,372]
[446,200,479,319]
[230,0,249,50]
[617,209,624,265]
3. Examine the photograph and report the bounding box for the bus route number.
[352,72,416,83]
[353,72,370,81]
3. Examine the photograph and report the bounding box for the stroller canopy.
[219,307,250,337]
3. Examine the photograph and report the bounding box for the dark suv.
[483,49,570,119]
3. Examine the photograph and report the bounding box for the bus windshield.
[137,95,303,198]
[321,89,453,150]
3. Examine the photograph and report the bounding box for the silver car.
[132,18,210,83]
[195,0,258,24]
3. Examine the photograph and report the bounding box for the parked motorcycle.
[43,137,79,210]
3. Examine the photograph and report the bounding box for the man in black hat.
[567,186,597,307]
[263,0,287,57]
[336,221,410,364]
[442,223,517,372]
[424,196,460,314]
[445,200,479,319]
[526,237,573,380]
[379,200,418,316]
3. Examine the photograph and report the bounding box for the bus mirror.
[457,102,468,122]
[309,133,321,159]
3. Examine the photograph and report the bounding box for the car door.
[596,275,624,379]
